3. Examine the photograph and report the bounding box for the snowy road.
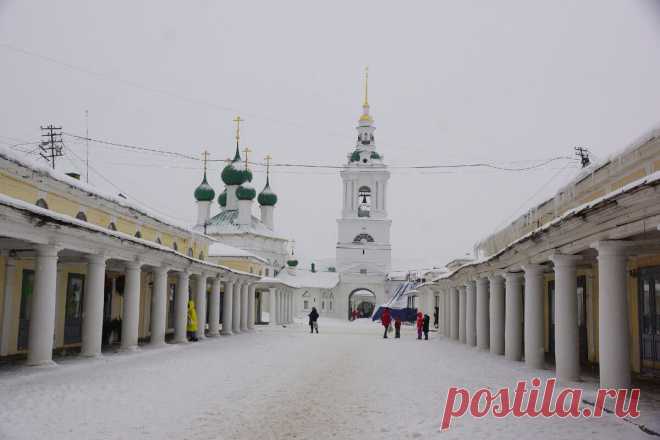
[0,318,654,440]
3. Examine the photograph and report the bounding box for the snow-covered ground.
[0,318,656,440]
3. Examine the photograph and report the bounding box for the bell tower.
[336,68,392,275]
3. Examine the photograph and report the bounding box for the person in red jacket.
[394,316,402,338]
[416,312,424,340]
[381,308,391,339]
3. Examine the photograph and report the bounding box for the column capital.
[465,279,476,289]
[126,259,142,271]
[550,253,582,267]
[476,276,489,287]
[591,240,636,257]
[522,263,545,275]
[457,285,467,293]
[153,265,170,275]
[488,273,505,283]
[503,271,524,282]
[36,244,60,257]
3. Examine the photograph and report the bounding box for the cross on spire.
[233,116,243,145]
[201,150,210,174]
[243,147,252,169]
[265,154,272,184]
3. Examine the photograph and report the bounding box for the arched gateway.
[348,288,377,319]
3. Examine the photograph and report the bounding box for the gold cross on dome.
[243,147,252,169]
[201,150,210,173]
[233,116,243,143]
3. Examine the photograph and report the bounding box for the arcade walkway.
[0,319,655,439]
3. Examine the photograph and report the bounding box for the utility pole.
[39,124,64,169]
[575,146,591,168]
[85,110,89,183]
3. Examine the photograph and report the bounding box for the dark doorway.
[17,269,35,350]
[577,275,589,366]
[639,267,660,373]
[64,273,85,344]
[547,280,555,363]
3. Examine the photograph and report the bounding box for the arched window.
[187,248,193,257]
[173,242,179,252]
[75,211,87,222]
[35,198,48,209]
[108,222,117,231]
[357,186,371,217]
[352,233,374,243]
[134,231,142,239]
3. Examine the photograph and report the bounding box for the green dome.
[236,184,256,200]
[287,259,298,267]
[350,150,361,162]
[194,174,215,201]
[221,162,246,186]
[370,151,381,159]
[218,189,227,207]
[258,177,277,206]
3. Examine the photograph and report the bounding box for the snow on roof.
[275,269,339,289]
[207,242,268,263]
[0,146,205,239]
[205,209,288,241]
[0,192,259,279]
[433,169,660,283]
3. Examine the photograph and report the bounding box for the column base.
[80,352,103,360]
[119,345,140,353]
[207,331,220,337]
[27,359,57,368]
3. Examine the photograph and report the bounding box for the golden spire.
[363,66,369,106]
[243,146,252,170]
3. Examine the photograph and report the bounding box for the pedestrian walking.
[187,299,198,342]
[381,308,391,339]
[394,316,401,338]
[416,312,424,340]
[308,307,319,333]
[423,314,430,340]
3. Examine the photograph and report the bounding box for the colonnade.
[432,241,632,390]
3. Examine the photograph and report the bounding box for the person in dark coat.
[308,307,319,333]
[423,314,430,340]
[381,308,391,339]
[394,316,402,338]
[416,312,424,340]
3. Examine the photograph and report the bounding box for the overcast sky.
[1,1,660,271]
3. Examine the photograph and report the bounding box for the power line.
[39,125,64,169]
[63,132,577,172]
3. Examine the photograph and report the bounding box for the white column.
[449,287,459,340]
[248,285,256,330]
[208,276,221,336]
[27,245,59,366]
[269,287,277,325]
[195,273,208,340]
[444,290,450,336]
[288,291,293,323]
[523,264,545,369]
[232,280,241,334]
[550,254,581,382]
[0,257,17,356]
[81,254,107,357]
[239,283,248,332]
[437,290,444,336]
[174,270,189,343]
[121,260,142,351]
[504,272,523,362]
[150,266,169,346]
[594,241,631,389]
[476,277,490,350]
[221,278,234,335]
[466,281,476,346]
[489,274,505,355]
[458,286,466,343]
[278,290,284,324]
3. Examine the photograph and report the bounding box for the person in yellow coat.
[187,299,198,342]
